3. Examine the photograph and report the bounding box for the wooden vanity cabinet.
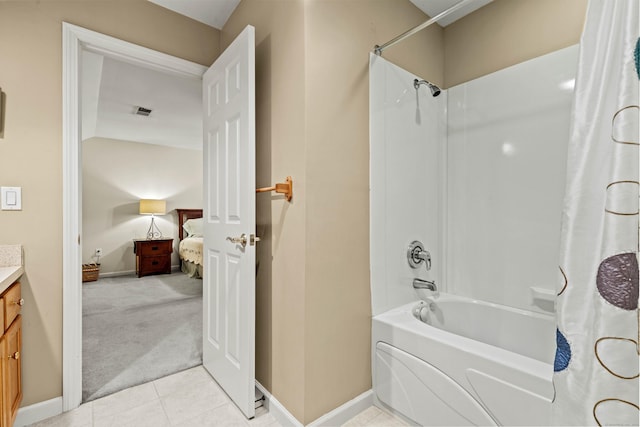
[0,282,22,427]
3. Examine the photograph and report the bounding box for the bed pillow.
[182,218,203,237]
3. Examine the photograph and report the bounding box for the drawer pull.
[152,261,159,265]
[152,246,159,251]
[9,352,19,360]
[15,298,24,306]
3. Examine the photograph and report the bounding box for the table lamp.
[139,199,166,240]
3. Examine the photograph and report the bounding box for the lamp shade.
[139,199,166,215]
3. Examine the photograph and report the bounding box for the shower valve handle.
[415,250,432,270]
[407,241,431,270]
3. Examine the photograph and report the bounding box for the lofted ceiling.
[82,51,202,150]
[409,0,492,26]
[82,1,493,150]
[148,0,492,30]
[148,0,241,29]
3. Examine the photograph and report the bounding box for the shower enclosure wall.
[369,46,578,425]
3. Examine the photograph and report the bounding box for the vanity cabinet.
[0,281,22,427]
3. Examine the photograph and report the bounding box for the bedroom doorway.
[80,34,203,403]
[62,23,257,418]
[79,51,205,401]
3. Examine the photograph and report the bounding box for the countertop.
[0,266,23,294]
[0,245,24,294]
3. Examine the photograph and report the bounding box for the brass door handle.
[226,234,247,248]
[9,352,19,360]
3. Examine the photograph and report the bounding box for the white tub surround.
[373,295,554,426]
[446,46,578,314]
[369,54,447,316]
[370,46,577,316]
[0,245,23,294]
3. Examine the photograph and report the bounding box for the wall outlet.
[95,248,103,257]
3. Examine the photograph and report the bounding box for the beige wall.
[82,138,203,274]
[221,0,308,419]
[0,1,218,406]
[444,0,588,87]
[303,1,442,423]
[223,0,441,424]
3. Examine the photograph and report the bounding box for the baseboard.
[14,397,63,427]
[97,265,180,279]
[255,381,303,427]
[308,390,373,427]
[255,382,372,427]
[98,269,135,278]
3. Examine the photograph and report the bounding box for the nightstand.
[133,239,173,278]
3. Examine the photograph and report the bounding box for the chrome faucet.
[413,278,437,291]
[407,240,431,270]
[414,250,431,268]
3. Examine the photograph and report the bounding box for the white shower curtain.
[553,0,639,426]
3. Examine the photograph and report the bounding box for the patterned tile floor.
[29,366,407,427]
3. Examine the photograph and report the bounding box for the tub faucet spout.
[413,278,437,291]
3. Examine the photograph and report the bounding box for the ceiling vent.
[134,106,153,116]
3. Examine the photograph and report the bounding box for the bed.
[176,209,203,279]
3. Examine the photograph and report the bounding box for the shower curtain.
[553,0,639,426]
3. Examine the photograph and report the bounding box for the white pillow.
[182,218,203,237]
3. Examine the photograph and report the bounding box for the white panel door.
[202,25,256,419]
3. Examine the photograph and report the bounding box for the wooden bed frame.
[176,209,203,241]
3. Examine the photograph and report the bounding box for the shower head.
[414,79,441,97]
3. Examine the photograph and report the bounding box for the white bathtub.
[372,293,555,426]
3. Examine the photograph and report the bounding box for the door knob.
[250,234,261,246]
[226,234,248,248]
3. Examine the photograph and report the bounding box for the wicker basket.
[82,263,100,282]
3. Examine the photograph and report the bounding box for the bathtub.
[372,293,555,426]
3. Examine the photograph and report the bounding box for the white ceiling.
[148,0,491,31]
[82,51,202,150]
[409,0,493,26]
[149,0,241,29]
[81,1,493,150]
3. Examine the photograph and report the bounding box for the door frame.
[61,22,207,411]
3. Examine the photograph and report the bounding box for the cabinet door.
[2,315,21,427]
[2,283,20,330]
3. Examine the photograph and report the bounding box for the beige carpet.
[82,272,202,402]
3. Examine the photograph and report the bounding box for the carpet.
[82,272,203,402]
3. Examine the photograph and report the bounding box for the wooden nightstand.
[133,239,173,278]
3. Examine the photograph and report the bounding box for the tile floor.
[341,406,408,427]
[29,365,407,427]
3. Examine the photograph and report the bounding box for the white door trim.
[61,22,207,411]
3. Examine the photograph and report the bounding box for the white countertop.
[0,266,23,295]
[0,245,23,293]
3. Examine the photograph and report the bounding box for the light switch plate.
[1,187,22,210]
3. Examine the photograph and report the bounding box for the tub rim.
[372,293,555,384]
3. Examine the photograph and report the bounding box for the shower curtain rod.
[374,0,475,56]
